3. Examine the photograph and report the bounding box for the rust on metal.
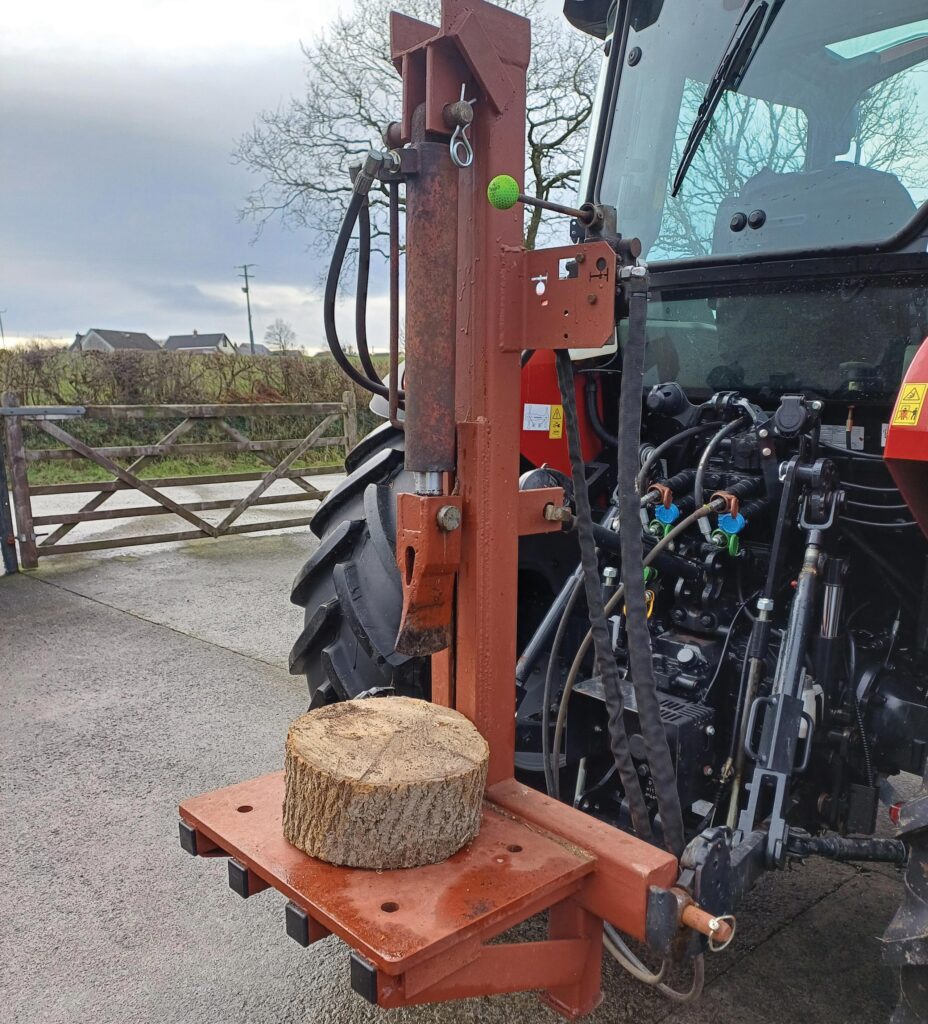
[395,492,463,655]
[680,898,734,944]
[500,242,617,353]
[488,778,679,941]
[403,134,459,473]
[518,485,566,535]
[179,772,593,976]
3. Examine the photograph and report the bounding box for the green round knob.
[487,174,520,210]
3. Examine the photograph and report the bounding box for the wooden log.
[283,697,489,869]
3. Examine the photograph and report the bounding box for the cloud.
[2,13,378,349]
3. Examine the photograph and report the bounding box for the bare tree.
[235,0,599,254]
[265,317,297,353]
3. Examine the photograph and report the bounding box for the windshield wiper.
[671,0,784,197]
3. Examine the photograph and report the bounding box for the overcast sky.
[1,1,381,349]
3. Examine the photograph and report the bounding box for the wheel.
[288,424,429,707]
[288,424,580,711]
[884,777,928,1023]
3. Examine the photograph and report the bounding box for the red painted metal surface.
[180,772,593,976]
[885,335,928,537]
[517,485,566,535]
[489,779,678,941]
[500,242,617,353]
[521,350,603,474]
[395,492,462,655]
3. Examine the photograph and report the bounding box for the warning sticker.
[523,403,551,431]
[549,405,564,439]
[891,383,928,427]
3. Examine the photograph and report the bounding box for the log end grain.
[283,697,489,869]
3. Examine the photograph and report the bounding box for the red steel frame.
[179,2,716,1016]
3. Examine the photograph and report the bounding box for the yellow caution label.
[548,404,564,439]
[892,383,927,427]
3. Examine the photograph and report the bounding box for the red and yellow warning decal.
[891,383,927,427]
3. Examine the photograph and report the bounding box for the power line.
[235,265,257,355]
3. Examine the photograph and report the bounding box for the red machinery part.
[884,335,928,538]
[521,350,603,475]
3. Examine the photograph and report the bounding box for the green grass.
[26,448,347,487]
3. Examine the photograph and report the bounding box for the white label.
[881,423,889,447]
[522,403,551,431]
[820,424,864,451]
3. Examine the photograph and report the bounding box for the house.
[240,342,271,356]
[164,331,238,354]
[69,329,161,353]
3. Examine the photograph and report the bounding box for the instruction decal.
[892,383,927,427]
[548,405,564,439]
[523,403,551,431]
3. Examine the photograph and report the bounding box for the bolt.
[758,428,769,438]
[543,504,573,523]
[700,613,714,628]
[672,608,686,623]
[762,447,773,458]
[705,724,716,737]
[586,294,597,305]
[575,252,586,264]
[703,765,714,776]
[436,504,462,531]
[637,764,650,778]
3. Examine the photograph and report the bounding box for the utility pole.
[0,311,6,346]
[235,266,256,355]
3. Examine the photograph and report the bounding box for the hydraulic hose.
[554,348,651,836]
[324,189,392,397]
[604,924,705,1003]
[354,198,382,384]
[552,500,725,816]
[616,281,686,858]
[694,417,748,538]
[636,421,723,494]
[583,374,619,448]
[541,573,585,797]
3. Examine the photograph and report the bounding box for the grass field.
[25,448,347,487]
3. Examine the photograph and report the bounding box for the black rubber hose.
[354,198,382,384]
[615,282,686,857]
[324,189,391,398]
[554,348,651,836]
[542,574,585,797]
[584,374,618,448]
[636,421,723,493]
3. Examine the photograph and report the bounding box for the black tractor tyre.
[288,424,429,707]
[288,423,579,709]
[884,776,928,1023]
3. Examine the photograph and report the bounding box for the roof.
[164,333,233,351]
[84,329,161,351]
[242,342,271,355]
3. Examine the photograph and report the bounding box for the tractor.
[183,1,928,1018]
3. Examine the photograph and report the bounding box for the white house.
[70,329,161,353]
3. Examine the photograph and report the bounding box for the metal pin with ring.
[707,913,737,952]
[443,84,476,168]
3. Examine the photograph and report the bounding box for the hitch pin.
[444,85,476,169]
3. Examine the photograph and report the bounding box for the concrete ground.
[0,513,907,1023]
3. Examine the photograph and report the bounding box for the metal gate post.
[1,394,37,569]
[0,429,18,573]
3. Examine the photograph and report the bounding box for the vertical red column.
[447,1,530,785]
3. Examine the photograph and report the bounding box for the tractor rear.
[182,1,928,1018]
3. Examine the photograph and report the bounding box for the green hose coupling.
[487,174,520,210]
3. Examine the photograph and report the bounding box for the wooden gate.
[1,393,358,569]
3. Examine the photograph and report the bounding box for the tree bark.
[283,697,489,869]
